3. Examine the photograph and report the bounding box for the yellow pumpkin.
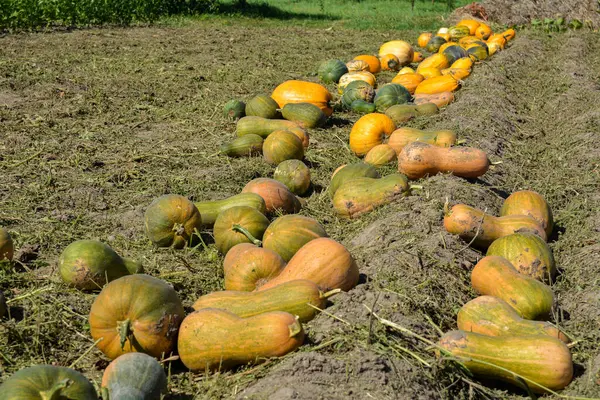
[417,67,442,80]
[450,57,474,69]
[487,33,508,49]
[378,40,414,67]
[476,23,492,40]
[502,28,516,41]
[391,73,425,95]
[415,76,459,94]
[346,59,370,72]
[487,42,501,56]
[338,71,377,93]
[417,53,450,71]
[418,32,433,48]
[437,33,451,42]
[272,80,333,116]
[349,113,396,156]
[353,55,381,74]
[397,67,415,75]
[457,19,481,35]
[412,51,425,63]
[438,42,459,53]
[441,68,471,80]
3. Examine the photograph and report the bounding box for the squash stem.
[288,317,303,338]
[232,224,262,246]
[117,319,132,350]
[491,160,503,165]
[172,222,186,236]
[40,379,71,400]
[320,288,342,299]
[456,139,467,145]
[409,185,423,190]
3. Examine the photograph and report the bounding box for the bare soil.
[1,21,599,400]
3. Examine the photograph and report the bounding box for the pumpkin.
[436,32,451,42]
[242,178,302,215]
[391,73,424,95]
[194,193,267,227]
[450,57,474,69]
[0,289,6,318]
[459,35,484,47]
[413,92,455,107]
[397,67,415,75]
[333,174,410,219]
[262,130,304,165]
[59,240,143,291]
[273,159,311,196]
[417,32,433,48]
[245,94,280,119]
[193,279,336,323]
[417,67,442,80]
[0,227,14,261]
[236,116,309,148]
[144,194,202,249]
[351,99,377,114]
[398,142,489,179]
[258,237,359,292]
[101,352,167,400]
[281,102,327,129]
[415,76,459,95]
[318,59,348,84]
[466,44,489,61]
[272,80,333,116]
[346,59,370,72]
[475,23,493,40]
[178,309,304,371]
[442,45,468,64]
[502,28,516,41]
[364,144,397,166]
[89,274,185,359]
[438,41,459,53]
[338,71,377,93]
[457,19,481,35]
[329,162,380,198]
[341,80,376,109]
[213,206,270,255]
[379,54,400,71]
[412,51,425,63]
[384,104,418,125]
[373,84,412,112]
[223,99,245,120]
[0,365,97,399]
[378,40,414,67]
[457,296,570,343]
[500,190,554,237]
[448,25,471,41]
[486,233,556,282]
[437,330,573,393]
[224,243,285,291]
[426,36,447,52]
[444,205,547,248]
[262,215,328,262]
[388,127,457,154]
[349,113,396,156]
[487,42,502,56]
[353,55,381,74]
[441,68,471,80]
[417,53,450,71]
[220,134,264,157]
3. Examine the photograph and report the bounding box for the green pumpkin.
[194,193,267,227]
[245,94,280,119]
[220,134,264,157]
[449,25,471,41]
[341,81,375,109]
[59,240,142,291]
[374,84,412,112]
[0,365,97,400]
[329,162,380,198]
[262,215,328,262]
[223,100,246,120]
[144,194,203,249]
[213,206,270,255]
[318,59,349,84]
[351,99,377,114]
[442,45,468,64]
[467,45,489,61]
[281,103,327,128]
[273,159,311,196]
[101,353,167,400]
[426,36,447,52]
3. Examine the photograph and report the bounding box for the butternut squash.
[194,193,266,227]
[388,127,456,154]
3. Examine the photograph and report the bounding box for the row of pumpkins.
[0,18,572,398]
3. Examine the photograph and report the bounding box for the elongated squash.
[328,162,379,198]
[271,80,333,116]
[281,103,327,129]
[220,134,264,157]
[364,144,397,166]
[413,92,454,108]
[194,193,267,227]
[415,76,459,95]
[236,116,309,148]
[388,127,456,154]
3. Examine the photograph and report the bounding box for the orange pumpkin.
[379,54,400,71]
[412,51,424,63]
[242,178,301,215]
[500,190,554,237]
[224,243,285,291]
[271,80,333,116]
[144,194,202,249]
[349,113,396,156]
[457,19,481,35]
[353,55,381,74]
[415,76,459,94]
[378,40,414,67]
[413,92,455,107]
[417,32,433,48]
[391,73,424,94]
[262,214,328,262]
[476,23,492,40]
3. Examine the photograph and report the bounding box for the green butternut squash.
[281,103,327,128]
[219,134,264,157]
[194,193,267,227]
[329,162,379,198]
[245,94,280,119]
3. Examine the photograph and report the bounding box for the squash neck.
[232,224,262,246]
[39,379,71,400]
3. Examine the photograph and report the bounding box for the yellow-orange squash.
[500,190,554,237]
[412,51,424,63]
[457,19,481,35]
[364,144,397,166]
[272,80,333,116]
[378,40,414,67]
[388,127,457,154]
[458,295,569,343]
[437,330,573,393]
[242,178,302,215]
[441,68,471,80]
[416,67,442,80]
[413,92,455,108]
[487,42,502,56]
[487,33,507,49]
[258,237,359,292]
[391,73,424,94]
[471,256,554,319]
[379,54,400,71]
[178,309,304,371]
[436,33,451,42]
[438,42,459,53]
[338,71,377,93]
[346,59,370,72]
[224,243,285,291]
[349,113,396,156]
[397,67,415,75]
[475,23,492,40]
[398,142,489,179]
[414,76,459,94]
[353,55,381,74]
[417,32,433,48]
[417,53,450,71]
[502,28,516,41]
[450,57,474,69]
[459,35,484,47]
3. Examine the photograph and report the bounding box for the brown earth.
[0,20,599,400]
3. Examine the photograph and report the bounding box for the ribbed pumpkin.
[436,32,451,42]
[397,67,415,75]
[262,215,328,262]
[242,178,302,215]
[223,99,245,120]
[476,23,492,40]
[0,227,13,261]
[213,206,270,255]
[89,274,185,359]
[459,35,484,47]
[415,76,459,95]
[442,45,468,64]
[338,71,377,93]
[341,80,376,109]
[349,113,396,156]
[0,366,97,400]
[448,25,470,41]
[245,94,280,119]
[391,73,424,94]
[379,54,400,71]
[262,130,304,165]
[272,80,333,116]
[457,19,480,35]
[426,36,447,52]
[354,55,381,74]
[487,233,556,282]
[220,134,264,157]
[441,68,471,80]
[101,353,167,400]
[438,41,459,53]
[500,190,554,237]
[388,127,457,154]
[378,40,414,67]
[224,243,285,291]
[417,67,442,80]
[281,103,327,129]
[346,59,370,72]
[329,162,380,198]
[318,59,348,84]
[273,159,311,196]
[374,84,412,112]
[451,57,474,69]
[467,44,489,61]
[417,53,450,71]
[417,32,433,48]
[413,92,455,108]
[364,144,397,166]
[144,194,202,249]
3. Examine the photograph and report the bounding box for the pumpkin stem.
[232,224,262,246]
[443,197,451,216]
[490,160,503,165]
[288,317,303,338]
[40,379,71,400]
[117,319,132,350]
[172,223,186,236]
[456,139,467,145]
[320,288,342,299]
[409,185,423,190]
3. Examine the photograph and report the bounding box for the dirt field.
[1,20,599,400]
